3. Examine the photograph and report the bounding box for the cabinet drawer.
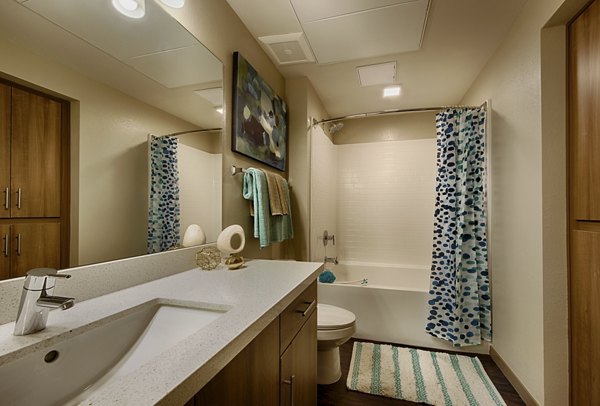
[280,281,317,354]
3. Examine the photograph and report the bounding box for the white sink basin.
[0,299,229,406]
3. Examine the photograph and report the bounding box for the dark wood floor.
[317,339,525,406]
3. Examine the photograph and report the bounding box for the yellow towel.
[264,170,289,215]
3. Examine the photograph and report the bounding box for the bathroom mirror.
[0,0,224,271]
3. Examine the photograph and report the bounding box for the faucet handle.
[27,268,71,278]
[24,268,71,291]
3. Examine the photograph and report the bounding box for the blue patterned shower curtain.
[147,135,180,253]
[425,107,490,347]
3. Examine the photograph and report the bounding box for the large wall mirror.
[0,0,223,277]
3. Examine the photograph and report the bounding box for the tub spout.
[324,256,338,265]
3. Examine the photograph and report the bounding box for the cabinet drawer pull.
[16,188,21,209]
[295,299,316,317]
[3,187,8,210]
[282,374,295,406]
[16,233,21,256]
[2,234,8,257]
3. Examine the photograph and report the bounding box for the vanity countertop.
[0,259,323,405]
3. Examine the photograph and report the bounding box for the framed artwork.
[232,52,288,171]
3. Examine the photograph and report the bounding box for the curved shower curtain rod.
[155,127,222,137]
[312,101,488,127]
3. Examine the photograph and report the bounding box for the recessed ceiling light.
[383,86,401,98]
[112,0,145,19]
[215,107,224,115]
[160,0,185,8]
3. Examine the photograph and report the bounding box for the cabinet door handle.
[16,233,21,256]
[282,374,295,406]
[16,188,21,209]
[2,234,8,257]
[295,299,316,317]
[3,187,8,210]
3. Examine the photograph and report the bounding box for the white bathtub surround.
[310,125,338,262]
[336,139,436,267]
[319,263,489,354]
[0,260,322,405]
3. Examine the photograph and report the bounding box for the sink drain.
[44,350,59,363]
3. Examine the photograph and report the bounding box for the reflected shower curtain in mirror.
[148,135,180,253]
[425,107,490,347]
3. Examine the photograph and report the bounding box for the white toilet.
[317,303,357,385]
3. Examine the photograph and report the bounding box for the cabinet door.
[570,0,600,221]
[11,88,62,218]
[571,230,600,405]
[195,318,280,406]
[0,224,9,280]
[280,310,317,406]
[0,84,10,219]
[11,222,60,278]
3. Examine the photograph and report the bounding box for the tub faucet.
[324,256,338,265]
[13,268,74,336]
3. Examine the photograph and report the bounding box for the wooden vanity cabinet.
[280,311,317,406]
[0,81,68,280]
[279,282,317,406]
[194,318,280,406]
[192,281,317,406]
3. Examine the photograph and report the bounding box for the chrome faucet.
[324,256,338,265]
[13,268,74,336]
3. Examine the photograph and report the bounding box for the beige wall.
[461,0,588,404]
[0,36,197,266]
[164,1,287,259]
[286,77,329,261]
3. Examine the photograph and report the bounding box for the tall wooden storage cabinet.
[568,1,600,404]
[0,81,68,280]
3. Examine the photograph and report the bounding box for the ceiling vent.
[356,61,396,87]
[258,32,315,65]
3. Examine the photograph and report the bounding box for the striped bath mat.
[347,342,506,406]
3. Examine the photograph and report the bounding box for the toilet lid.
[317,304,356,330]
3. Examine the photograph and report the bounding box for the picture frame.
[232,52,288,171]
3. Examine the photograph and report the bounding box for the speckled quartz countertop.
[0,259,323,405]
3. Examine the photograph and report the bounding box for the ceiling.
[225,0,527,118]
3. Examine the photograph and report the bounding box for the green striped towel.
[347,342,506,406]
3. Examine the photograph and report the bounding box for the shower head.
[329,122,344,134]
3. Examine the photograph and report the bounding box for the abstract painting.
[232,52,287,171]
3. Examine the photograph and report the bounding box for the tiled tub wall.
[335,139,437,267]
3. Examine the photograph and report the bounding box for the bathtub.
[317,262,489,354]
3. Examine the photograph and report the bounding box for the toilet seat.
[317,304,356,330]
